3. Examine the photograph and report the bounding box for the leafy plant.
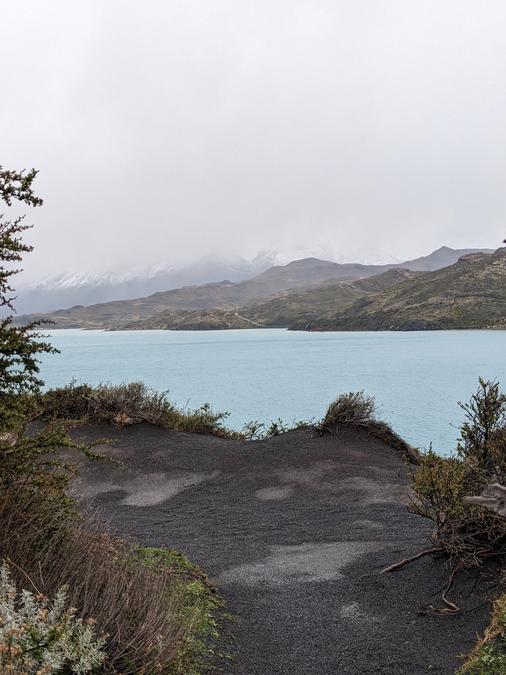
[0,561,105,674]
[0,165,55,432]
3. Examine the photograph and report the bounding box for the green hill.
[297,248,506,331]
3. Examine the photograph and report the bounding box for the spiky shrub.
[410,379,506,570]
[0,562,105,674]
[319,391,418,462]
[320,391,376,430]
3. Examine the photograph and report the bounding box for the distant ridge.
[296,248,506,331]
[14,246,494,330]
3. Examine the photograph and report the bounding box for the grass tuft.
[40,381,242,439]
[318,391,420,463]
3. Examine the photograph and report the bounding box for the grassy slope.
[299,248,506,331]
[136,547,227,675]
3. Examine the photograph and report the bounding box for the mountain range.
[13,253,280,314]
[14,246,501,331]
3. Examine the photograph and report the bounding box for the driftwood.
[464,483,506,518]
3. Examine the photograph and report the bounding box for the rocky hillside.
[121,269,419,330]
[298,248,506,331]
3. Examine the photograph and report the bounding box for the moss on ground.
[459,591,506,674]
[135,546,228,674]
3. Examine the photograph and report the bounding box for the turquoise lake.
[39,329,506,455]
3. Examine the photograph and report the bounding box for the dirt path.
[73,424,491,674]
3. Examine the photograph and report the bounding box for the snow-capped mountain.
[14,252,281,314]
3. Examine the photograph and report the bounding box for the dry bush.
[41,381,239,438]
[320,391,376,429]
[0,488,206,674]
[319,391,419,463]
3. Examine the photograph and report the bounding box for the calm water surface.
[39,329,506,455]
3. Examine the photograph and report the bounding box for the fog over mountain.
[2,1,505,289]
[14,252,280,314]
[15,245,493,322]
[13,245,493,314]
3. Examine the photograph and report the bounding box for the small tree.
[383,380,506,611]
[457,378,506,473]
[0,165,55,432]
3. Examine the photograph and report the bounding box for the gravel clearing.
[72,423,492,674]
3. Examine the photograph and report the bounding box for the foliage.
[459,590,506,674]
[0,165,55,432]
[135,547,226,674]
[0,561,105,674]
[320,391,376,430]
[241,417,314,440]
[409,380,506,571]
[457,379,506,472]
[0,488,224,675]
[318,391,419,463]
[40,380,241,438]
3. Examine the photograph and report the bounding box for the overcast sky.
[2,1,506,282]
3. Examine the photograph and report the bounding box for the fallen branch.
[380,547,440,574]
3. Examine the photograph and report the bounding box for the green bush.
[409,380,506,570]
[135,547,226,675]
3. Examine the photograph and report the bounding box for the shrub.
[409,380,506,571]
[382,380,506,611]
[459,590,506,674]
[40,381,239,438]
[0,561,105,674]
[320,391,376,429]
[318,391,419,463]
[0,490,224,674]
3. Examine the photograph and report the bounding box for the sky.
[1,1,506,283]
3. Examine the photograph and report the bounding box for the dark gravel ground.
[72,423,493,675]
